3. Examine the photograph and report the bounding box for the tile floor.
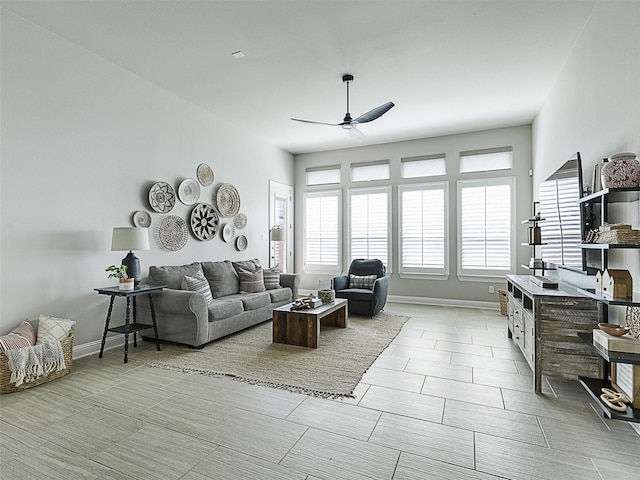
[1,303,639,480]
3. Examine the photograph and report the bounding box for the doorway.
[269,181,293,272]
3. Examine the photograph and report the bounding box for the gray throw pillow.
[263,268,281,290]
[349,274,377,289]
[201,261,240,298]
[236,266,266,293]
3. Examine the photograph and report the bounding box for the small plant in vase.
[106,264,134,291]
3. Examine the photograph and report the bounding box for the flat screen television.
[539,152,588,272]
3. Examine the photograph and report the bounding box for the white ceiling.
[2,0,596,155]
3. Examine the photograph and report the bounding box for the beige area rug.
[132,313,409,398]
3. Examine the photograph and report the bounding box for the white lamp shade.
[111,227,150,251]
[270,226,285,241]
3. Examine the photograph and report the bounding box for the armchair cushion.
[349,274,377,289]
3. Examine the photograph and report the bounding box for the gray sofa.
[137,259,299,348]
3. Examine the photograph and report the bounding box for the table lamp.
[111,227,150,286]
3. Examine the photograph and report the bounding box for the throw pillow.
[0,321,37,353]
[36,315,75,345]
[263,268,281,290]
[181,270,214,304]
[349,274,377,290]
[237,266,266,293]
[201,261,240,298]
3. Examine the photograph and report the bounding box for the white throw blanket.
[5,341,66,387]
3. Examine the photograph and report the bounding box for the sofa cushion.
[268,287,291,304]
[181,270,214,304]
[239,292,271,311]
[202,261,240,298]
[236,266,266,293]
[263,268,281,290]
[149,263,202,290]
[349,274,377,290]
[207,298,244,321]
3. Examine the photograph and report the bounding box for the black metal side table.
[95,284,166,363]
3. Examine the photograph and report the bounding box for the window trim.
[398,182,449,279]
[456,176,516,281]
[302,189,342,274]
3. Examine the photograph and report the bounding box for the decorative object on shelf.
[627,306,640,339]
[591,159,607,193]
[601,152,640,188]
[148,181,176,213]
[222,222,235,243]
[111,227,150,286]
[234,212,247,229]
[291,294,322,311]
[611,363,640,409]
[196,163,214,186]
[105,264,134,291]
[589,223,640,245]
[599,387,629,412]
[215,183,241,217]
[132,210,152,228]
[155,215,188,251]
[594,328,640,354]
[602,269,633,299]
[318,289,335,304]
[235,235,247,251]
[177,178,201,205]
[190,203,219,241]
[598,323,631,337]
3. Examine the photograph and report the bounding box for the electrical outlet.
[489,285,495,294]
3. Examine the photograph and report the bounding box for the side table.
[95,284,165,363]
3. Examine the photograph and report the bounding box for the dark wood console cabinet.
[506,275,603,393]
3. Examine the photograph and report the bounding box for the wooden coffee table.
[272,298,348,348]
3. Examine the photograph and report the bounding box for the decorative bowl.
[598,323,630,336]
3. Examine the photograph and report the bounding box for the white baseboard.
[299,289,498,311]
[72,335,124,359]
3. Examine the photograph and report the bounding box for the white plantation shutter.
[349,187,390,269]
[399,183,448,276]
[458,178,515,278]
[304,190,341,273]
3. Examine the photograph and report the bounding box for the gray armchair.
[332,259,388,317]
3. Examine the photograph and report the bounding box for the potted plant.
[106,264,134,291]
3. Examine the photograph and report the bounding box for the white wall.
[294,125,532,304]
[532,1,640,295]
[0,11,294,350]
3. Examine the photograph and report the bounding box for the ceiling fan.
[291,74,394,139]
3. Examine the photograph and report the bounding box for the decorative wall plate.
[216,183,241,217]
[235,235,248,251]
[197,163,214,186]
[149,181,176,213]
[234,212,247,229]
[155,215,188,251]
[190,203,219,241]
[132,210,151,228]
[222,222,236,243]
[178,178,201,205]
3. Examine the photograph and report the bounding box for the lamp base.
[121,251,141,286]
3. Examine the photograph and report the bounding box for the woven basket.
[498,289,508,316]
[627,306,640,340]
[0,330,74,394]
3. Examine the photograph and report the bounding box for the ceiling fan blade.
[353,101,395,124]
[291,118,339,126]
[348,126,365,139]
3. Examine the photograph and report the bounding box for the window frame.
[302,189,342,274]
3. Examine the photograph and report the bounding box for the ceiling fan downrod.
[342,74,354,125]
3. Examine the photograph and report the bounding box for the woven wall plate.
[155,215,188,251]
[222,222,236,243]
[178,178,201,205]
[197,163,214,186]
[235,235,248,251]
[149,181,176,213]
[190,203,219,241]
[216,183,241,217]
[234,212,247,229]
[132,210,152,228]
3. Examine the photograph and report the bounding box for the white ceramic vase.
[601,153,640,188]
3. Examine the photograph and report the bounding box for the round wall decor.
[178,178,201,205]
[235,235,248,251]
[216,183,241,217]
[222,222,236,243]
[190,203,219,241]
[197,163,214,186]
[149,181,176,213]
[234,212,247,229]
[132,210,151,228]
[155,215,188,251]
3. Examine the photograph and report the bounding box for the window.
[401,155,446,178]
[350,161,390,182]
[457,177,515,279]
[460,147,513,174]
[306,166,341,186]
[303,190,341,273]
[399,182,449,277]
[349,187,391,270]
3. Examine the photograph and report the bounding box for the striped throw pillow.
[182,270,214,304]
[237,266,266,293]
[263,268,281,290]
[349,274,377,290]
[0,321,37,353]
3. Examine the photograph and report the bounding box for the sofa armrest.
[279,273,300,300]
[332,275,349,291]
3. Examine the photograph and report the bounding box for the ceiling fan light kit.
[291,74,394,138]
